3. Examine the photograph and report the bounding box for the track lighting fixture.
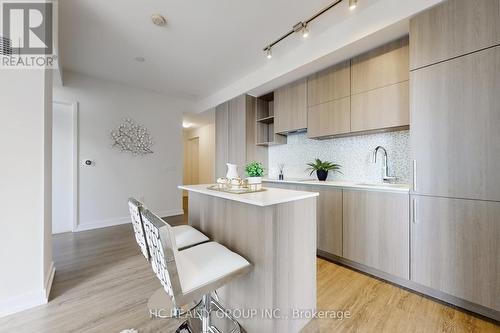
[293,22,310,39]
[263,0,349,58]
[302,25,310,38]
[265,47,272,59]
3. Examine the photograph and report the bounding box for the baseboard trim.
[317,251,500,322]
[44,261,55,300]
[0,290,46,319]
[75,216,131,232]
[75,208,184,232]
[0,262,55,318]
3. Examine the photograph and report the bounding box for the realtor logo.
[2,2,53,55]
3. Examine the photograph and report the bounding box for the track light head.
[302,24,309,38]
[349,0,358,10]
[265,47,272,59]
[293,21,309,39]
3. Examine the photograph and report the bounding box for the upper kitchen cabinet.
[255,93,287,146]
[274,78,308,134]
[215,94,267,178]
[410,0,500,70]
[307,61,350,106]
[307,61,351,139]
[350,37,409,133]
[307,97,351,138]
[411,46,500,202]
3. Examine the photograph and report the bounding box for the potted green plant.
[245,161,265,185]
[306,158,342,181]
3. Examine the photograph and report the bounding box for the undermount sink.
[356,182,409,189]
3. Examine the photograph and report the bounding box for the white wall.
[54,71,184,231]
[0,69,53,317]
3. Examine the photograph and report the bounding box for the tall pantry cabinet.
[215,94,268,179]
[410,0,500,316]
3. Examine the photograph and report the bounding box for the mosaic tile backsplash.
[268,130,411,184]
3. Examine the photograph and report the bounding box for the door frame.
[53,100,79,232]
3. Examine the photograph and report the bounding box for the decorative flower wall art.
[111,118,154,155]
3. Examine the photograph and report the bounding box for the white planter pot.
[247,176,262,184]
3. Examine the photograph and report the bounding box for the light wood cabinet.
[297,185,343,257]
[410,195,500,312]
[227,95,247,168]
[351,81,409,132]
[351,37,409,94]
[411,46,500,201]
[350,37,409,133]
[215,102,229,179]
[307,97,350,138]
[343,189,409,279]
[306,60,351,139]
[255,94,286,146]
[307,61,350,107]
[263,182,343,256]
[410,0,500,70]
[274,78,307,134]
[215,95,267,179]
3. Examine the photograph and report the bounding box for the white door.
[52,102,76,234]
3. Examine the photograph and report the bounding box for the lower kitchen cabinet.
[411,195,500,312]
[343,189,409,279]
[297,185,343,257]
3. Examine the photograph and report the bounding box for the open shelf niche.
[255,92,286,146]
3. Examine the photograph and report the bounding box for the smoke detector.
[151,14,167,26]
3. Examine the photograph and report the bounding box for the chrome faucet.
[373,146,397,182]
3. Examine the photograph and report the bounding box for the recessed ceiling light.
[151,14,167,26]
[134,56,146,63]
[183,122,193,128]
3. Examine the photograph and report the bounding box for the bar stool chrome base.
[175,293,241,333]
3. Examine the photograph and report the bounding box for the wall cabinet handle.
[413,160,417,191]
[412,198,418,224]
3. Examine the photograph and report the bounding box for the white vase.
[226,163,239,179]
[247,176,262,184]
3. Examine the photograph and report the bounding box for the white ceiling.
[60,0,443,113]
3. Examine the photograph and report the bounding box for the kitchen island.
[179,184,319,333]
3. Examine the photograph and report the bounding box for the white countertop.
[179,184,319,207]
[263,178,410,193]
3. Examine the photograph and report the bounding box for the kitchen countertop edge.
[262,179,411,193]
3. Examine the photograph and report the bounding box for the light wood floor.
[0,224,498,333]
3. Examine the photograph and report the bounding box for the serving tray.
[207,185,267,195]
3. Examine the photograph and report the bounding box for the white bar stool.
[128,198,209,260]
[141,208,252,333]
